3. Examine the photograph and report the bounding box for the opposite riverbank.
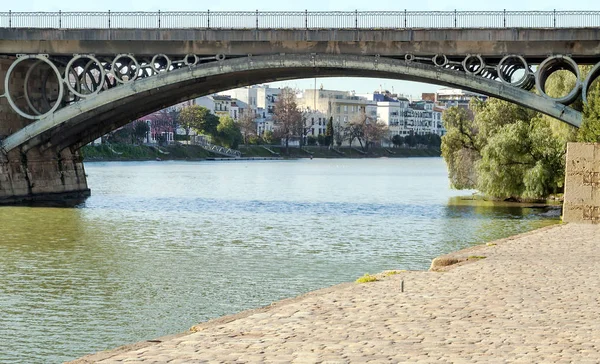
[80,144,441,161]
[70,222,600,363]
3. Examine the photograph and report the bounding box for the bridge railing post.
[305,9,307,29]
[9,10,11,28]
[158,10,160,29]
[108,10,111,29]
[256,9,258,30]
[207,9,210,29]
[59,10,61,29]
[454,9,457,27]
[553,9,556,27]
[355,9,358,29]
[404,9,407,28]
[503,9,506,27]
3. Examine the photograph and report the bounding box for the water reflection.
[0,158,559,363]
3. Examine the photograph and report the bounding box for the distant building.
[436,88,487,108]
[297,88,376,126]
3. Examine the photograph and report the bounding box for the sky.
[5,0,598,99]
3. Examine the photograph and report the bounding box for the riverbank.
[70,223,600,363]
[80,143,440,161]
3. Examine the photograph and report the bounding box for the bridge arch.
[0,53,583,155]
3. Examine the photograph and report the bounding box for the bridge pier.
[563,143,600,224]
[0,58,90,205]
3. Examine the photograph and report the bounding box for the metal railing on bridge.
[195,138,241,158]
[1,10,600,29]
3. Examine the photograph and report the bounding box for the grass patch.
[467,255,486,260]
[355,273,379,283]
[383,270,404,277]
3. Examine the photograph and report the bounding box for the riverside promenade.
[72,223,600,363]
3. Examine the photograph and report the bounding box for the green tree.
[262,130,275,145]
[440,107,479,189]
[325,116,334,147]
[578,83,600,142]
[317,134,326,146]
[214,115,243,149]
[133,121,150,144]
[179,105,219,137]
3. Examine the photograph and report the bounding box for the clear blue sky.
[6,0,597,98]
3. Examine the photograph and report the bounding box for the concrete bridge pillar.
[563,143,600,224]
[0,57,89,205]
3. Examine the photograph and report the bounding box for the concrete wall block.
[567,143,596,163]
[582,206,600,224]
[562,204,583,223]
[564,173,591,204]
[564,142,600,223]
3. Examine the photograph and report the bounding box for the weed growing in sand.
[355,273,379,283]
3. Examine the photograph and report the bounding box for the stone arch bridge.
[1,10,600,204]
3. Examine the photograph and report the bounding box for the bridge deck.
[70,223,600,363]
[1,28,600,61]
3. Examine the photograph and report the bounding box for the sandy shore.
[70,223,600,363]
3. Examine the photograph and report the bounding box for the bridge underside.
[0,53,587,204]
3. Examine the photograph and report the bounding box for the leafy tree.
[179,105,219,136]
[391,134,403,147]
[306,135,317,145]
[317,134,326,146]
[272,88,304,155]
[442,97,571,199]
[325,117,334,147]
[133,121,150,144]
[578,83,600,142]
[214,115,243,149]
[476,117,566,199]
[263,130,275,145]
[441,106,480,189]
[107,127,133,144]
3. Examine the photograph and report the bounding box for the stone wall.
[563,143,600,224]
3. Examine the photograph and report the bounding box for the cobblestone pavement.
[71,223,600,363]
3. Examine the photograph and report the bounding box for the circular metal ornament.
[404,54,415,62]
[496,55,534,90]
[216,54,226,61]
[151,54,171,73]
[23,60,45,116]
[582,61,600,105]
[184,54,199,66]
[535,55,581,105]
[4,54,65,120]
[432,54,448,67]
[111,54,140,83]
[64,54,106,98]
[462,54,485,75]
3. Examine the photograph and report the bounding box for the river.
[0,158,559,363]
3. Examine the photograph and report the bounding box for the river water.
[0,158,559,363]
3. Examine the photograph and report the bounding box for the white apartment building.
[218,85,282,135]
[303,109,329,137]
